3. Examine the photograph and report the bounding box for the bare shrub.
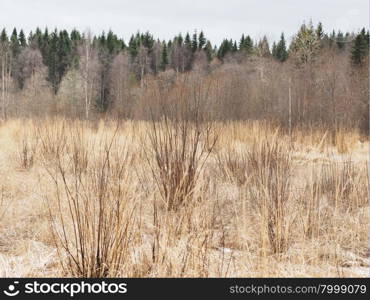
[46,125,136,277]
[145,113,217,211]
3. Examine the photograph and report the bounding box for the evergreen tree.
[316,22,323,40]
[160,42,168,71]
[204,40,213,61]
[34,27,43,48]
[239,34,245,49]
[44,29,73,93]
[351,28,369,65]
[38,28,50,61]
[0,29,8,44]
[70,29,82,68]
[107,30,120,54]
[191,31,198,53]
[18,29,27,47]
[70,29,81,42]
[46,30,59,92]
[175,33,183,46]
[273,33,288,62]
[184,33,192,50]
[128,35,138,59]
[239,35,253,54]
[141,31,154,52]
[198,31,206,49]
[10,28,20,57]
[217,39,233,59]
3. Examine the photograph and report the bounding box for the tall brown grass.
[2,118,368,277]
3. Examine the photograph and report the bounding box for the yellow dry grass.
[0,117,368,277]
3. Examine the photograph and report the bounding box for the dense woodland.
[0,21,368,132]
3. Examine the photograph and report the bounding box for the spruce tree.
[239,34,245,49]
[18,29,27,47]
[204,40,213,61]
[273,33,288,62]
[175,33,183,46]
[191,31,198,52]
[10,28,20,57]
[46,30,59,93]
[160,42,168,71]
[34,27,43,49]
[316,22,323,40]
[239,35,253,54]
[0,29,8,44]
[128,35,138,59]
[107,30,119,54]
[351,28,369,65]
[217,39,232,59]
[198,31,206,50]
[184,33,191,50]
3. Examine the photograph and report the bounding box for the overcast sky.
[0,0,368,45]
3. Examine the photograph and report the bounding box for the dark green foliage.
[184,33,191,50]
[198,31,206,50]
[19,30,27,47]
[204,40,213,61]
[10,28,20,57]
[217,39,233,59]
[106,30,121,54]
[41,29,73,93]
[273,33,288,62]
[69,29,81,68]
[239,34,253,54]
[316,22,323,40]
[351,28,369,66]
[174,33,183,46]
[0,29,8,43]
[160,42,168,71]
[127,31,154,60]
[191,31,198,53]
[128,35,138,58]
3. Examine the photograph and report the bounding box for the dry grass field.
[0,118,368,277]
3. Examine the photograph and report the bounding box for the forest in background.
[0,21,369,132]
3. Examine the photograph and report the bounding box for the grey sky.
[0,0,368,45]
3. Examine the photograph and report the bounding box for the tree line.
[0,21,368,131]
